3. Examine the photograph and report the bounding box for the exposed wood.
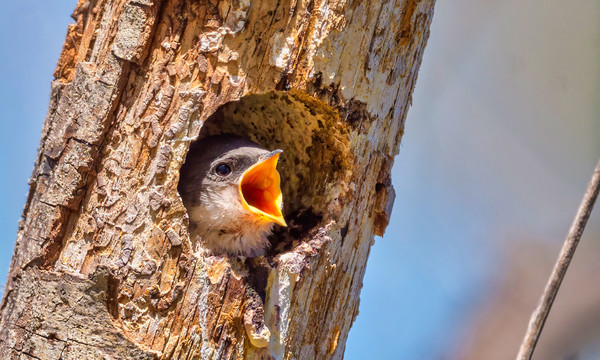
[0,0,435,359]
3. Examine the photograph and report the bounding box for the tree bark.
[0,0,435,359]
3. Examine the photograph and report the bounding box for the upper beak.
[238,150,287,227]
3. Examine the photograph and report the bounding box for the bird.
[178,134,287,257]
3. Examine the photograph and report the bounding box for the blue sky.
[0,2,76,283]
[1,1,598,359]
[346,0,599,358]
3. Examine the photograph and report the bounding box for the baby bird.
[178,135,286,257]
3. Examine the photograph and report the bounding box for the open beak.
[239,150,287,227]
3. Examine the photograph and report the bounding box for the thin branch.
[517,158,600,360]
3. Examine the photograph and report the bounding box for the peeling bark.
[0,0,435,359]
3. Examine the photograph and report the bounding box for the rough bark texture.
[0,0,435,359]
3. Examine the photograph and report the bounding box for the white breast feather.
[188,185,274,257]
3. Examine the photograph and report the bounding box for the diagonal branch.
[517,158,600,360]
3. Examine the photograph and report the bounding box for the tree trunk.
[0,0,435,359]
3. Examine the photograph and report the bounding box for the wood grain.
[0,1,435,359]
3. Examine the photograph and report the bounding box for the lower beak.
[239,150,287,227]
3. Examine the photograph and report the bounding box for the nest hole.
[186,90,352,255]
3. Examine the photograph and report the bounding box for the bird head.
[178,135,286,255]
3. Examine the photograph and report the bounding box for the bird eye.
[215,163,232,176]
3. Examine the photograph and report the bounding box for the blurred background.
[0,1,598,359]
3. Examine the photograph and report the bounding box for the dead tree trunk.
[0,0,435,359]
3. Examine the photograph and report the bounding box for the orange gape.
[239,151,287,227]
